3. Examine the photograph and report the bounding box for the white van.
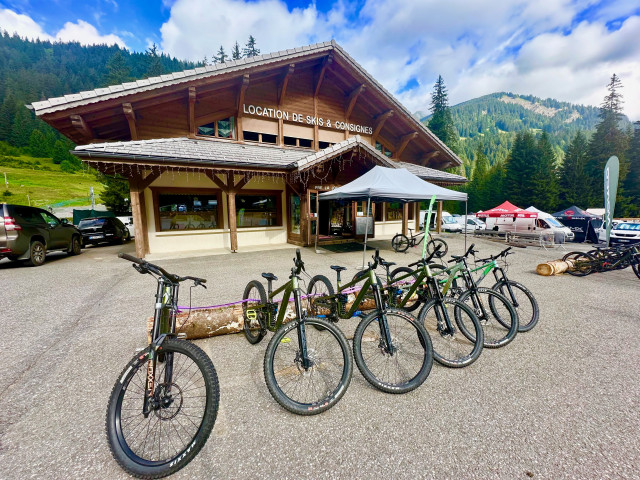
[455,216,486,232]
[484,215,574,241]
[419,210,462,233]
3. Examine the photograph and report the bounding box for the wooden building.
[31,41,466,258]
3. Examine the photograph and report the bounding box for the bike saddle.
[261,272,278,281]
[380,260,396,268]
[330,265,347,272]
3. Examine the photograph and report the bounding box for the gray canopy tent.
[318,166,468,266]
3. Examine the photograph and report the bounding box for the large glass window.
[290,194,301,234]
[198,117,235,138]
[157,192,220,231]
[236,194,281,227]
[375,141,394,158]
[386,202,403,221]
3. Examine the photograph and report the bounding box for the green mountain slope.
[421,92,628,176]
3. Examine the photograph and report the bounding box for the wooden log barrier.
[146,292,378,340]
[536,259,571,276]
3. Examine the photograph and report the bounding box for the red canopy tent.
[477,201,538,218]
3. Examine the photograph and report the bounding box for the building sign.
[242,104,373,135]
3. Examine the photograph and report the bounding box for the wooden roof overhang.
[32,41,463,171]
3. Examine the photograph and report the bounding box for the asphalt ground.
[0,235,639,479]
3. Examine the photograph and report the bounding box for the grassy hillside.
[1,155,103,209]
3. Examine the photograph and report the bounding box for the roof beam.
[395,131,418,159]
[70,114,94,141]
[236,74,250,142]
[122,103,138,141]
[372,110,393,143]
[345,84,365,120]
[419,150,440,166]
[205,171,230,191]
[139,170,161,190]
[314,54,333,97]
[277,64,295,105]
[188,87,196,136]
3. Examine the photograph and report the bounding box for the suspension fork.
[293,278,312,369]
[371,272,395,355]
[427,276,455,334]
[493,266,519,307]
[462,263,488,319]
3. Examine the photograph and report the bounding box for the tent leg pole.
[363,197,370,269]
[315,207,319,254]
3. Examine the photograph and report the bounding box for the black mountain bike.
[242,250,352,415]
[306,250,434,393]
[106,253,219,479]
[391,228,448,257]
[563,244,640,278]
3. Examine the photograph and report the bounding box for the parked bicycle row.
[563,244,640,279]
[104,244,538,478]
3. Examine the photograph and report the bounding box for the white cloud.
[0,8,127,48]
[0,8,53,41]
[56,20,128,48]
[160,0,330,60]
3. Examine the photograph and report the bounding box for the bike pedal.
[176,333,187,339]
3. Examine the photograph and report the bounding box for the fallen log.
[536,259,571,276]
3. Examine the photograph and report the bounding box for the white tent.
[319,166,468,265]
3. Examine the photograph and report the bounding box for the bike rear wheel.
[353,308,433,393]
[427,238,448,258]
[306,275,335,318]
[391,234,410,253]
[457,288,518,348]
[264,317,352,415]
[242,280,267,344]
[563,251,595,276]
[419,298,483,368]
[106,339,219,479]
[492,280,539,332]
[389,267,422,311]
[633,262,640,280]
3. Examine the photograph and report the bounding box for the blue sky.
[1,0,639,119]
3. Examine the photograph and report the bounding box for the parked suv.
[0,204,82,266]
[78,217,130,246]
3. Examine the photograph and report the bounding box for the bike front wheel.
[391,234,410,252]
[106,339,219,479]
[353,308,433,393]
[492,280,539,332]
[419,297,484,368]
[563,251,595,276]
[306,275,335,318]
[264,317,352,415]
[457,288,518,348]
[389,267,422,311]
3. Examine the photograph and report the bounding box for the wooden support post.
[414,202,420,232]
[122,103,138,141]
[372,110,393,145]
[436,201,443,234]
[129,175,149,258]
[70,114,94,142]
[188,87,196,136]
[402,203,409,236]
[227,190,238,252]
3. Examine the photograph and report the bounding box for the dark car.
[78,217,130,246]
[0,204,82,266]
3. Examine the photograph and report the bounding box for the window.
[236,193,281,227]
[375,141,394,158]
[197,117,235,138]
[386,202,403,221]
[156,192,221,231]
[283,136,314,148]
[374,203,383,222]
[290,194,301,234]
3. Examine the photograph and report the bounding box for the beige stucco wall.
[144,172,287,254]
[375,220,403,237]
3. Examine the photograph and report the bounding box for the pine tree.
[530,132,559,211]
[202,55,208,66]
[427,75,459,154]
[559,131,590,207]
[231,41,242,60]
[243,35,260,58]
[105,51,131,85]
[28,130,50,158]
[144,43,164,78]
[52,139,68,165]
[622,122,640,216]
[214,45,228,64]
[99,174,130,213]
[503,131,538,207]
[585,74,630,210]
[10,107,33,147]
[467,145,491,211]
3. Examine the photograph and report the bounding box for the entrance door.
[354,201,375,239]
[287,191,301,243]
[308,190,319,241]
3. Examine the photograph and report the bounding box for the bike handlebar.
[448,243,477,263]
[408,244,442,268]
[118,253,207,286]
[291,248,305,276]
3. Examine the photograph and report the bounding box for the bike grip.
[119,252,144,264]
[296,248,301,262]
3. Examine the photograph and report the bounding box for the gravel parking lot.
[1,235,639,479]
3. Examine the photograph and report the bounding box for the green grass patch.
[1,155,104,208]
